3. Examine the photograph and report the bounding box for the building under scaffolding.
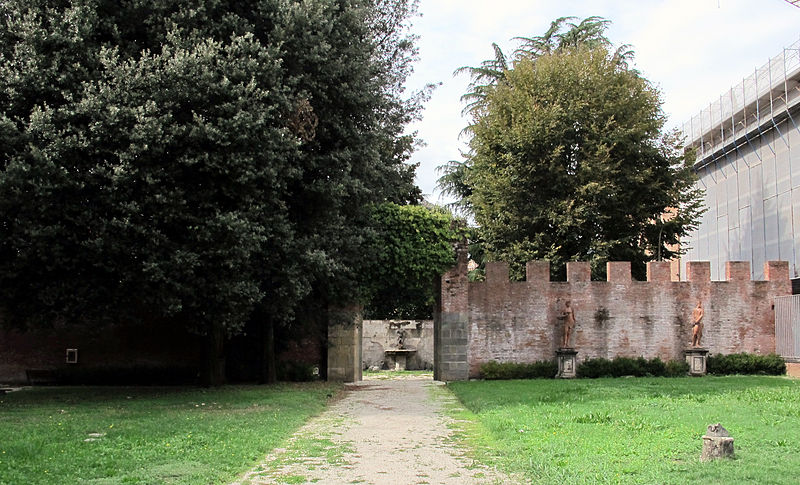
[681,37,800,282]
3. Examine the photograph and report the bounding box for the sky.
[405,0,800,203]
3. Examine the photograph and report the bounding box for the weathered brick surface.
[647,261,671,282]
[438,258,791,379]
[725,261,750,281]
[607,262,631,282]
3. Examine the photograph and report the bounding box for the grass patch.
[0,383,338,484]
[447,376,800,484]
[242,407,354,483]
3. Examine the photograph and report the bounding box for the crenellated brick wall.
[435,251,791,380]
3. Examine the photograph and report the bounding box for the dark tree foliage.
[441,18,704,280]
[0,0,426,382]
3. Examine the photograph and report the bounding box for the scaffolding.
[681,37,800,281]
[683,36,800,172]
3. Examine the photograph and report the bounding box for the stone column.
[327,306,363,382]
[434,244,469,381]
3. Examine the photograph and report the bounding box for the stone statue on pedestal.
[561,300,575,348]
[691,301,704,348]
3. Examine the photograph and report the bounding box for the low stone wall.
[436,249,791,380]
[362,320,433,371]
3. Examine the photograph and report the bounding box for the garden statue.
[396,328,405,349]
[561,300,576,348]
[691,301,704,347]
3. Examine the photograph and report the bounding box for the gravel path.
[233,374,513,485]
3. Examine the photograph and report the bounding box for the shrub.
[577,356,688,378]
[706,353,786,376]
[577,358,614,378]
[665,359,690,377]
[480,360,558,380]
[277,361,318,382]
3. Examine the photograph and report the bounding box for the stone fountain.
[384,327,416,371]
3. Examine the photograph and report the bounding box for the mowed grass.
[448,376,800,484]
[0,383,338,484]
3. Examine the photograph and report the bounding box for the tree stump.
[701,423,734,461]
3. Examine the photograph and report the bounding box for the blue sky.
[406,0,800,203]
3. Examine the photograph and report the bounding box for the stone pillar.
[556,348,578,378]
[327,307,363,382]
[684,348,709,376]
[434,244,469,381]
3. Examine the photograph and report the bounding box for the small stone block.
[686,261,711,282]
[725,261,750,281]
[646,261,671,282]
[566,262,591,282]
[606,262,631,282]
[702,425,734,461]
[526,261,550,283]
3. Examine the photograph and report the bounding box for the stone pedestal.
[384,349,416,371]
[701,423,734,461]
[556,348,578,379]
[684,348,709,376]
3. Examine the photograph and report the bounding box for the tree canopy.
[441,18,704,280]
[0,0,427,353]
[364,203,460,319]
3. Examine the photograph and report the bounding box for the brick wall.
[0,319,205,384]
[437,255,791,379]
[1,317,326,385]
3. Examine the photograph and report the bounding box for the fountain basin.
[384,348,417,371]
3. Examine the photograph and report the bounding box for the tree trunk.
[201,322,226,387]
[259,315,277,384]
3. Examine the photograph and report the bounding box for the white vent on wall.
[66,348,78,364]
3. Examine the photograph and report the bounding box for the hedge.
[706,353,785,375]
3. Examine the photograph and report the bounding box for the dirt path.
[233,374,512,485]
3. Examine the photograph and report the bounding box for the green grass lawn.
[0,383,338,484]
[447,376,800,484]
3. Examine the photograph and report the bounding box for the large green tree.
[364,203,459,320]
[0,0,425,384]
[442,20,704,280]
